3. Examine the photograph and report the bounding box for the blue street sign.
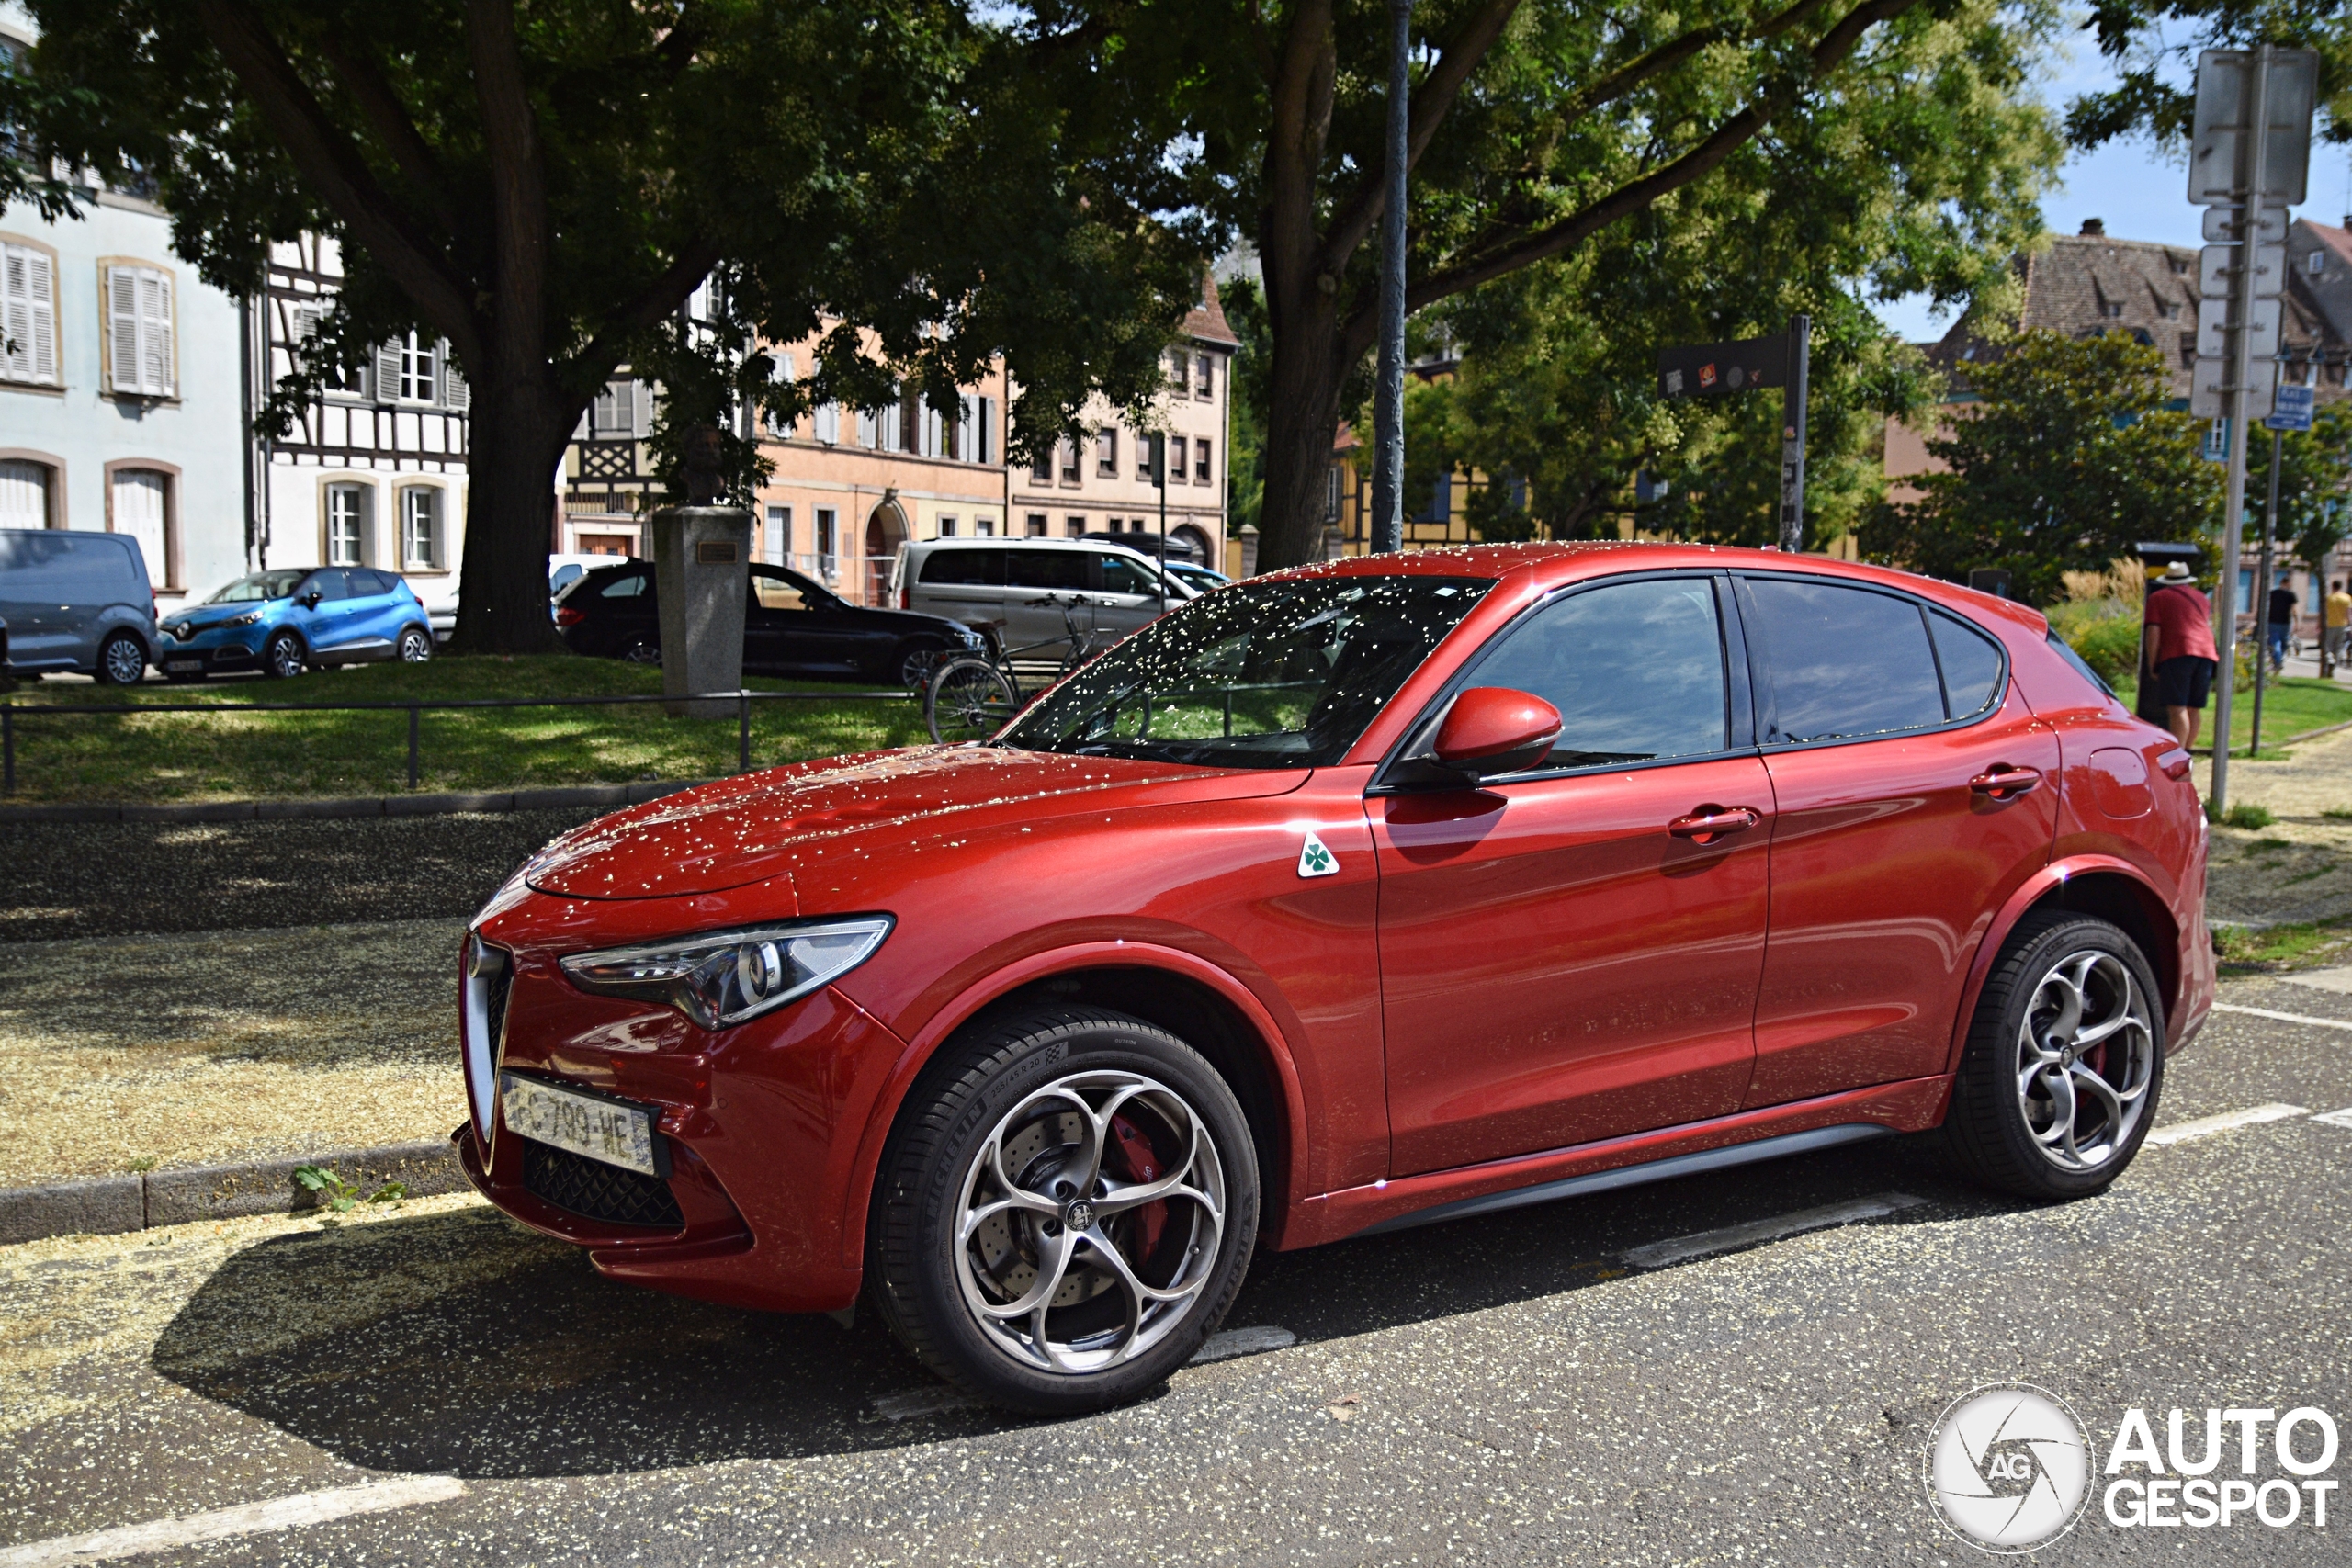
[2267,383,2314,433]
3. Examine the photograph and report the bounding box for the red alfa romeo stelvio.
[458,542,2211,1413]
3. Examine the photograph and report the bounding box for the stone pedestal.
[650,506,751,717]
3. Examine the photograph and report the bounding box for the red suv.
[458,545,2211,1413]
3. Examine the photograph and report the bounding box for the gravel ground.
[1,980,2346,1564]
[2208,723,2352,931]
[0,808,599,944]
[0,919,469,1182]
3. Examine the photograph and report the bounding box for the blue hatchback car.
[156,566,435,680]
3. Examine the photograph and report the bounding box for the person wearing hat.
[2140,562,2218,750]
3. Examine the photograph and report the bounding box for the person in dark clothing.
[2267,581,2298,674]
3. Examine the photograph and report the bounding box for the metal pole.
[738,691,751,773]
[1369,0,1411,556]
[1158,434,1168,617]
[2211,45,2270,810]
[2251,425,2282,754]
[3,705,12,795]
[1778,315,1811,553]
[406,705,420,789]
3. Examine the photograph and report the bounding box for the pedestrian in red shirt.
[2140,562,2219,750]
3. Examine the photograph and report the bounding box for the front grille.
[521,1139,684,1229]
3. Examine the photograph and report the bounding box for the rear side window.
[1930,610,2007,716]
[598,570,650,599]
[1746,578,1945,743]
[921,548,1004,586]
[356,569,399,596]
[1468,578,1729,768]
[1007,550,1088,591]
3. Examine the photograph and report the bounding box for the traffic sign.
[2201,206,2285,243]
[2199,243,2285,299]
[2188,49,2321,207]
[2196,297,2281,361]
[1657,333,1791,398]
[2267,383,2314,433]
[2192,356,2278,420]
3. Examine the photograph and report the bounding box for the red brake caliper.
[1109,1113,1169,1262]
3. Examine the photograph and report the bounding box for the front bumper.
[157,627,264,671]
[458,918,898,1314]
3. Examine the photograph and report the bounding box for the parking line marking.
[2144,1103,2310,1146]
[2313,1108,2352,1131]
[1191,1325,1297,1364]
[1618,1192,1927,1269]
[0,1476,466,1568]
[2212,1003,2352,1032]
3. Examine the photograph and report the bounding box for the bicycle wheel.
[925,657,1019,743]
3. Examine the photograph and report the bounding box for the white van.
[891,538,1194,656]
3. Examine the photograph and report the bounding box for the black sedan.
[554,560,983,685]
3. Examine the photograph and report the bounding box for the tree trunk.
[452,379,573,653]
[1255,318,1353,572]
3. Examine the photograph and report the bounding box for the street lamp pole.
[1369,0,1411,556]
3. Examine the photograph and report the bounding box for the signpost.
[2185,44,2319,814]
[1369,0,1412,556]
[2250,381,2318,753]
[1656,317,1811,551]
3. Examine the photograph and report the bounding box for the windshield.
[205,570,309,604]
[999,574,1493,768]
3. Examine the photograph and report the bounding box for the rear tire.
[95,631,148,685]
[923,656,1017,742]
[869,1007,1259,1415]
[397,626,433,662]
[1939,912,2165,1200]
[621,637,662,665]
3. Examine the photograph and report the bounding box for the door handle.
[1668,805,1761,843]
[1969,765,2042,800]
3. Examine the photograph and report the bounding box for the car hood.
[523,746,1305,899]
[168,602,279,631]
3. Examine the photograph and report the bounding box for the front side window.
[1464,577,1729,769]
[1095,553,1159,596]
[207,569,309,604]
[326,484,367,565]
[1745,577,1948,743]
[401,487,440,569]
[1001,574,1494,769]
[752,569,810,612]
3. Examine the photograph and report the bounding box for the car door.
[1004,547,1093,653]
[342,570,402,656]
[1089,551,1170,638]
[1737,573,2061,1107]
[1375,573,1774,1175]
[287,570,346,653]
[0,531,72,667]
[747,566,824,672]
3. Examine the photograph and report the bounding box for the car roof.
[911,536,1159,558]
[1258,542,2049,636]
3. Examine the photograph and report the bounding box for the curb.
[0,1138,469,1247]
[0,778,711,825]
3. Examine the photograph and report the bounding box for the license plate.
[500,1073,662,1176]
[166,660,201,671]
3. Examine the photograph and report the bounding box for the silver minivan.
[0,530,158,682]
[891,537,1194,655]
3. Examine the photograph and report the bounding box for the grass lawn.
[2111,673,2352,757]
[0,655,928,803]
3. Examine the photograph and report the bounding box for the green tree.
[1074,0,2067,570]
[2247,400,2352,587]
[3,2,1201,649]
[1860,328,2218,604]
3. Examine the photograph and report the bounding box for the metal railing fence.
[0,687,916,795]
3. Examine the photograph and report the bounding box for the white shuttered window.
[106,264,175,397]
[112,469,170,585]
[2,242,59,386]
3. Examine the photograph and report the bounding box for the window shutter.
[439,342,469,411]
[816,402,839,444]
[375,341,403,403]
[1,245,29,381]
[633,380,652,437]
[141,268,174,396]
[978,396,995,466]
[107,265,141,393]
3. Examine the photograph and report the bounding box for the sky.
[1871,24,2351,345]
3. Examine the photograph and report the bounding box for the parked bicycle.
[923,595,1103,742]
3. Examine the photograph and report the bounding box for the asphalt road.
[4,969,2349,1566]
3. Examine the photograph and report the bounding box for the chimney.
[2079,218,2106,237]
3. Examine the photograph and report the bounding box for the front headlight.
[222,612,262,628]
[558,916,894,1030]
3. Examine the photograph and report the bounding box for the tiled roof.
[1183,274,1241,348]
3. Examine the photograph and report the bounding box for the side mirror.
[301,591,322,608]
[1427,687,1562,780]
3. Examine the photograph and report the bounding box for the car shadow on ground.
[148,1135,2025,1479]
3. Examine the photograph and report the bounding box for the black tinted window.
[1931,610,2006,717]
[356,569,400,596]
[301,570,354,602]
[1007,550,1088,590]
[1747,578,1945,743]
[1469,578,1728,767]
[921,548,1004,586]
[1096,554,1159,595]
[598,570,650,599]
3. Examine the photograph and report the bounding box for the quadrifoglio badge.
[1926,1385,2343,1551]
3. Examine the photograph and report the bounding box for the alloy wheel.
[952,1069,1226,1375]
[101,635,147,684]
[2013,948,2154,1173]
[266,633,305,679]
[399,627,433,662]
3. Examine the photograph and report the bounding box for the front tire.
[869,1008,1259,1415]
[894,637,949,691]
[1940,912,2165,1200]
[262,630,307,680]
[95,631,148,685]
[923,656,1017,742]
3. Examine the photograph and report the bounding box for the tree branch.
[1565,0,1834,130]
[312,32,461,239]
[191,0,480,363]
[571,235,726,397]
[1344,0,1921,358]
[1318,0,1522,277]
[468,0,549,374]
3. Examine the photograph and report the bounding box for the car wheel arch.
[1942,856,2185,1080]
[837,942,1310,1271]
